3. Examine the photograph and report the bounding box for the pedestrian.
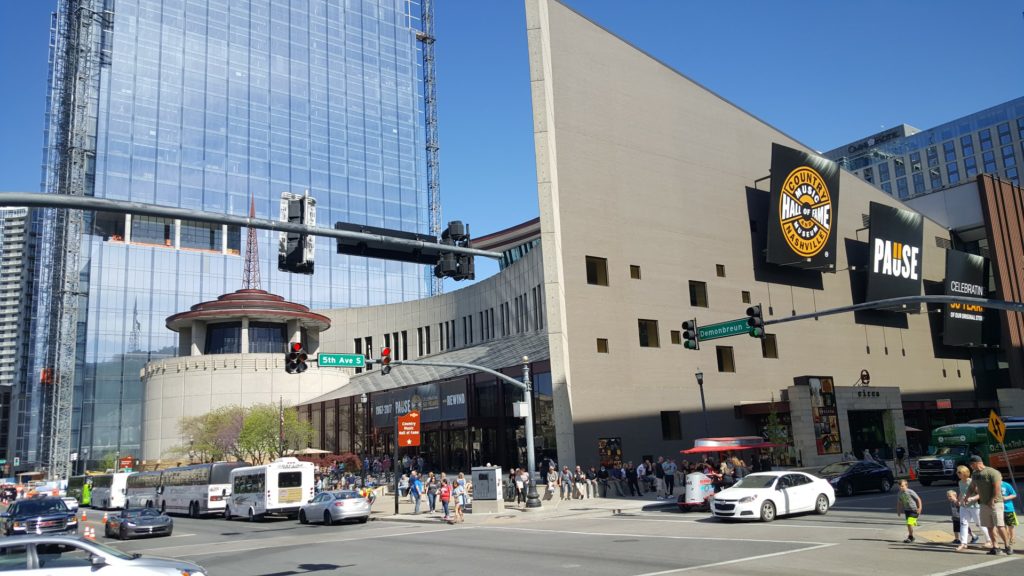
[955,466,987,550]
[587,466,600,498]
[559,466,574,500]
[597,465,610,497]
[642,459,655,493]
[514,468,526,505]
[573,466,588,499]
[662,458,678,497]
[426,472,438,514]
[399,474,409,498]
[439,478,451,521]
[965,455,1012,555]
[626,462,642,497]
[863,448,874,463]
[409,471,423,514]
[544,465,558,501]
[896,479,923,544]
[654,456,666,499]
[896,445,907,474]
[453,473,467,523]
[1001,479,1018,546]
[611,464,626,496]
[519,468,530,502]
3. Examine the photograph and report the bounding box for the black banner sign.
[371,381,467,428]
[943,249,986,347]
[866,202,923,304]
[766,143,840,271]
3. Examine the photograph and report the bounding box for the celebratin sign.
[943,249,987,347]
[766,143,841,271]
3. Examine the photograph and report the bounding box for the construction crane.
[40,0,108,480]
[416,0,442,296]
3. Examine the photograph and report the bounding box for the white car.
[710,471,835,522]
[61,497,79,512]
[0,535,207,574]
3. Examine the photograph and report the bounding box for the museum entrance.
[848,410,887,460]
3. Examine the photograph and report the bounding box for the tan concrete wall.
[528,0,969,467]
[141,354,346,460]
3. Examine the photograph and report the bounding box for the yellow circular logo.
[778,166,832,258]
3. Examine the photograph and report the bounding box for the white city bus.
[226,457,314,521]
[158,462,248,518]
[90,472,130,510]
[124,470,162,509]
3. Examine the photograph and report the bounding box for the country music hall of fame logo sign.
[766,143,841,271]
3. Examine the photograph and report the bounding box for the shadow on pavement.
[255,563,354,576]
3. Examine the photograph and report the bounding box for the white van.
[90,472,130,509]
[225,457,314,521]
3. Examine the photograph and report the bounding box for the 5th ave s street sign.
[317,353,365,368]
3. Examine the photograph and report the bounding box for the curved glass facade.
[38,0,433,468]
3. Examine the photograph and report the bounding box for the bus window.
[279,472,302,488]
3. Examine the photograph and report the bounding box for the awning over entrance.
[303,332,550,405]
[680,436,784,454]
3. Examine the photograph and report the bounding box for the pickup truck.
[0,496,78,537]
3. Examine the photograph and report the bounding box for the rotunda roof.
[166,289,331,331]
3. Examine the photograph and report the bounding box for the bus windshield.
[933,445,968,456]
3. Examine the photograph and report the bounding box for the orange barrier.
[101,512,108,524]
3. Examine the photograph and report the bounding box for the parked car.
[0,497,78,537]
[0,535,206,574]
[61,497,80,512]
[816,460,894,496]
[299,490,371,525]
[104,507,173,540]
[710,471,835,522]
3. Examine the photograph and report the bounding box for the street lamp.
[188,436,195,464]
[523,356,541,508]
[359,393,368,486]
[695,369,709,437]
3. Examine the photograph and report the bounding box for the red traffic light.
[291,342,303,352]
[380,347,391,358]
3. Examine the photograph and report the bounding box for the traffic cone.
[80,510,87,522]
[909,466,917,481]
[84,527,94,540]
[102,512,108,524]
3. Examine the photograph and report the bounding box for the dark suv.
[1,497,78,537]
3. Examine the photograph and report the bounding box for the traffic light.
[682,319,700,350]
[286,341,309,374]
[746,304,765,338]
[380,346,392,376]
[434,221,474,281]
[278,193,316,274]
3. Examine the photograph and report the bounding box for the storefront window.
[324,402,337,453]
[204,322,241,354]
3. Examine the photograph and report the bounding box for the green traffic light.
[749,327,764,338]
[684,340,698,350]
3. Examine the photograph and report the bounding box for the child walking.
[896,479,923,543]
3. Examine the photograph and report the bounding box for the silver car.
[299,490,370,525]
[0,535,207,575]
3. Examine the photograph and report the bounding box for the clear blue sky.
[3,1,1022,283]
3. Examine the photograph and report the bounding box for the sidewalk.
[369,489,678,525]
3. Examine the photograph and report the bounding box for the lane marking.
[610,516,888,531]
[922,555,1019,576]
[171,526,461,558]
[630,543,836,576]
[482,525,830,546]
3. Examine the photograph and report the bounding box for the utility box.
[470,466,503,513]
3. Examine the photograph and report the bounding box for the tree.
[764,394,789,467]
[236,403,314,464]
[173,403,314,465]
[169,405,246,463]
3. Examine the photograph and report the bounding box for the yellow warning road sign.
[988,410,1006,444]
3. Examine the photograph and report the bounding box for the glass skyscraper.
[34,0,433,469]
[823,97,1024,199]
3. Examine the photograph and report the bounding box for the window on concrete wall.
[689,281,708,307]
[761,334,779,359]
[425,325,431,355]
[716,264,726,278]
[661,411,682,441]
[638,319,660,348]
[741,290,751,304]
[354,338,363,374]
[630,265,641,279]
[716,346,735,372]
[596,338,609,353]
[586,256,609,286]
[417,328,424,356]
[670,330,681,345]
[401,330,408,360]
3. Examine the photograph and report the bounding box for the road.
[78,482,1017,576]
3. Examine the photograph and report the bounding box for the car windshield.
[79,540,136,561]
[333,491,362,500]
[122,508,161,518]
[732,475,777,489]
[13,500,67,515]
[818,462,853,475]
[934,445,968,456]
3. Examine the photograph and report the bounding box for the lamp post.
[696,370,709,437]
[188,436,195,464]
[523,356,541,508]
[359,393,368,486]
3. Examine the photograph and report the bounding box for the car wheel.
[104,524,112,538]
[323,511,333,526]
[224,506,233,521]
[880,478,893,493]
[190,502,200,519]
[839,482,854,497]
[759,500,776,522]
[358,516,368,524]
[299,510,308,524]
[119,526,128,540]
[160,501,166,514]
[815,494,829,515]
[248,508,257,523]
